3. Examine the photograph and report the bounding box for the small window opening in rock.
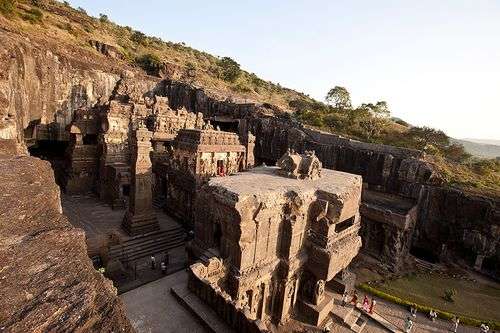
[122,184,130,197]
[82,134,98,145]
[335,216,355,233]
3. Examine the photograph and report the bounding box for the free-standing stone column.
[122,125,159,236]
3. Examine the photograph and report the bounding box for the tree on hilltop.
[325,86,352,109]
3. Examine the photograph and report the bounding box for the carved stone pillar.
[122,126,159,235]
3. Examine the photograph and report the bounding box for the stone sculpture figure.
[314,279,325,305]
[276,150,322,180]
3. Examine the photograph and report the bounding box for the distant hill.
[453,138,500,159]
[462,138,500,146]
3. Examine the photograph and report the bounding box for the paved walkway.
[121,270,207,333]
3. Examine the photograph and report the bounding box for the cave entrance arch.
[410,246,438,263]
[209,116,240,133]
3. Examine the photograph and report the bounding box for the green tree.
[406,126,449,152]
[325,86,352,109]
[218,57,241,82]
[358,101,390,118]
[0,0,15,17]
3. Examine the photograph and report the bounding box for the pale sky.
[68,0,500,140]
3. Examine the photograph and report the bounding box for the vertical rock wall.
[0,146,134,332]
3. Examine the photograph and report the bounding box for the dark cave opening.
[28,139,69,190]
[410,246,438,264]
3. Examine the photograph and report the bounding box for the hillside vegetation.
[1,0,499,196]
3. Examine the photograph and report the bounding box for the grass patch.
[359,273,500,328]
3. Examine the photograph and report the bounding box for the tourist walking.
[451,316,459,333]
[428,309,437,321]
[480,323,489,333]
[362,295,369,312]
[341,291,348,306]
[404,317,414,333]
[150,255,156,270]
[409,304,417,318]
[351,291,358,305]
[369,299,376,314]
[160,261,167,275]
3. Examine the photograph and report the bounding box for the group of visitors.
[406,306,491,333]
[340,290,376,314]
[150,251,170,275]
[406,305,456,333]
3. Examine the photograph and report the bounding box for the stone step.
[107,227,186,263]
[344,308,361,328]
[351,315,367,333]
[108,231,185,256]
[152,196,166,209]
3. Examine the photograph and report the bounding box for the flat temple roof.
[207,166,361,199]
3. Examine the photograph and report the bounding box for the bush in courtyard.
[0,0,15,17]
[444,288,457,302]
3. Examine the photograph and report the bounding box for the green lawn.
[374,273,500,322]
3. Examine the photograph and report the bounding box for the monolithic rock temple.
[1,19,499,333]
[188,152,362,328]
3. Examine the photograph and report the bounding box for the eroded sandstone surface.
[0,150,134,332]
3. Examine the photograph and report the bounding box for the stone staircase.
[343,308,367,333]
[153,196,165,209]
[329,301,367,333]
[106,227,186,264]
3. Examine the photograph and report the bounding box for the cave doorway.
[28,140,69,189]
[82,134,98,145]
[410,246,438,263]
[210,117,239,133]
[213,222,222,249]
[361,219,385,257]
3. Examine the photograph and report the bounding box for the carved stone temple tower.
[122,123,159,235]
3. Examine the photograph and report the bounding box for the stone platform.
[171,283,234,333]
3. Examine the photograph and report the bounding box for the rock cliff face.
[0,150,134,332]
[158,81,500,274]
[0,27,158,146]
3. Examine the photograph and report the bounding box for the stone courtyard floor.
[121,270,209,333]
[62,193,189,292]
[62,193,182,254]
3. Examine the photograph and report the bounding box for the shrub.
[0,0,15,17]
[131,30,149,46]
[98,13,109,23]
[218,56,241,82]
[135,53,162,76]
[21,8,43,23]
[444,288,457,302]
[77,6,86,14]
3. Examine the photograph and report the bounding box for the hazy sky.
[68,0,500,140]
